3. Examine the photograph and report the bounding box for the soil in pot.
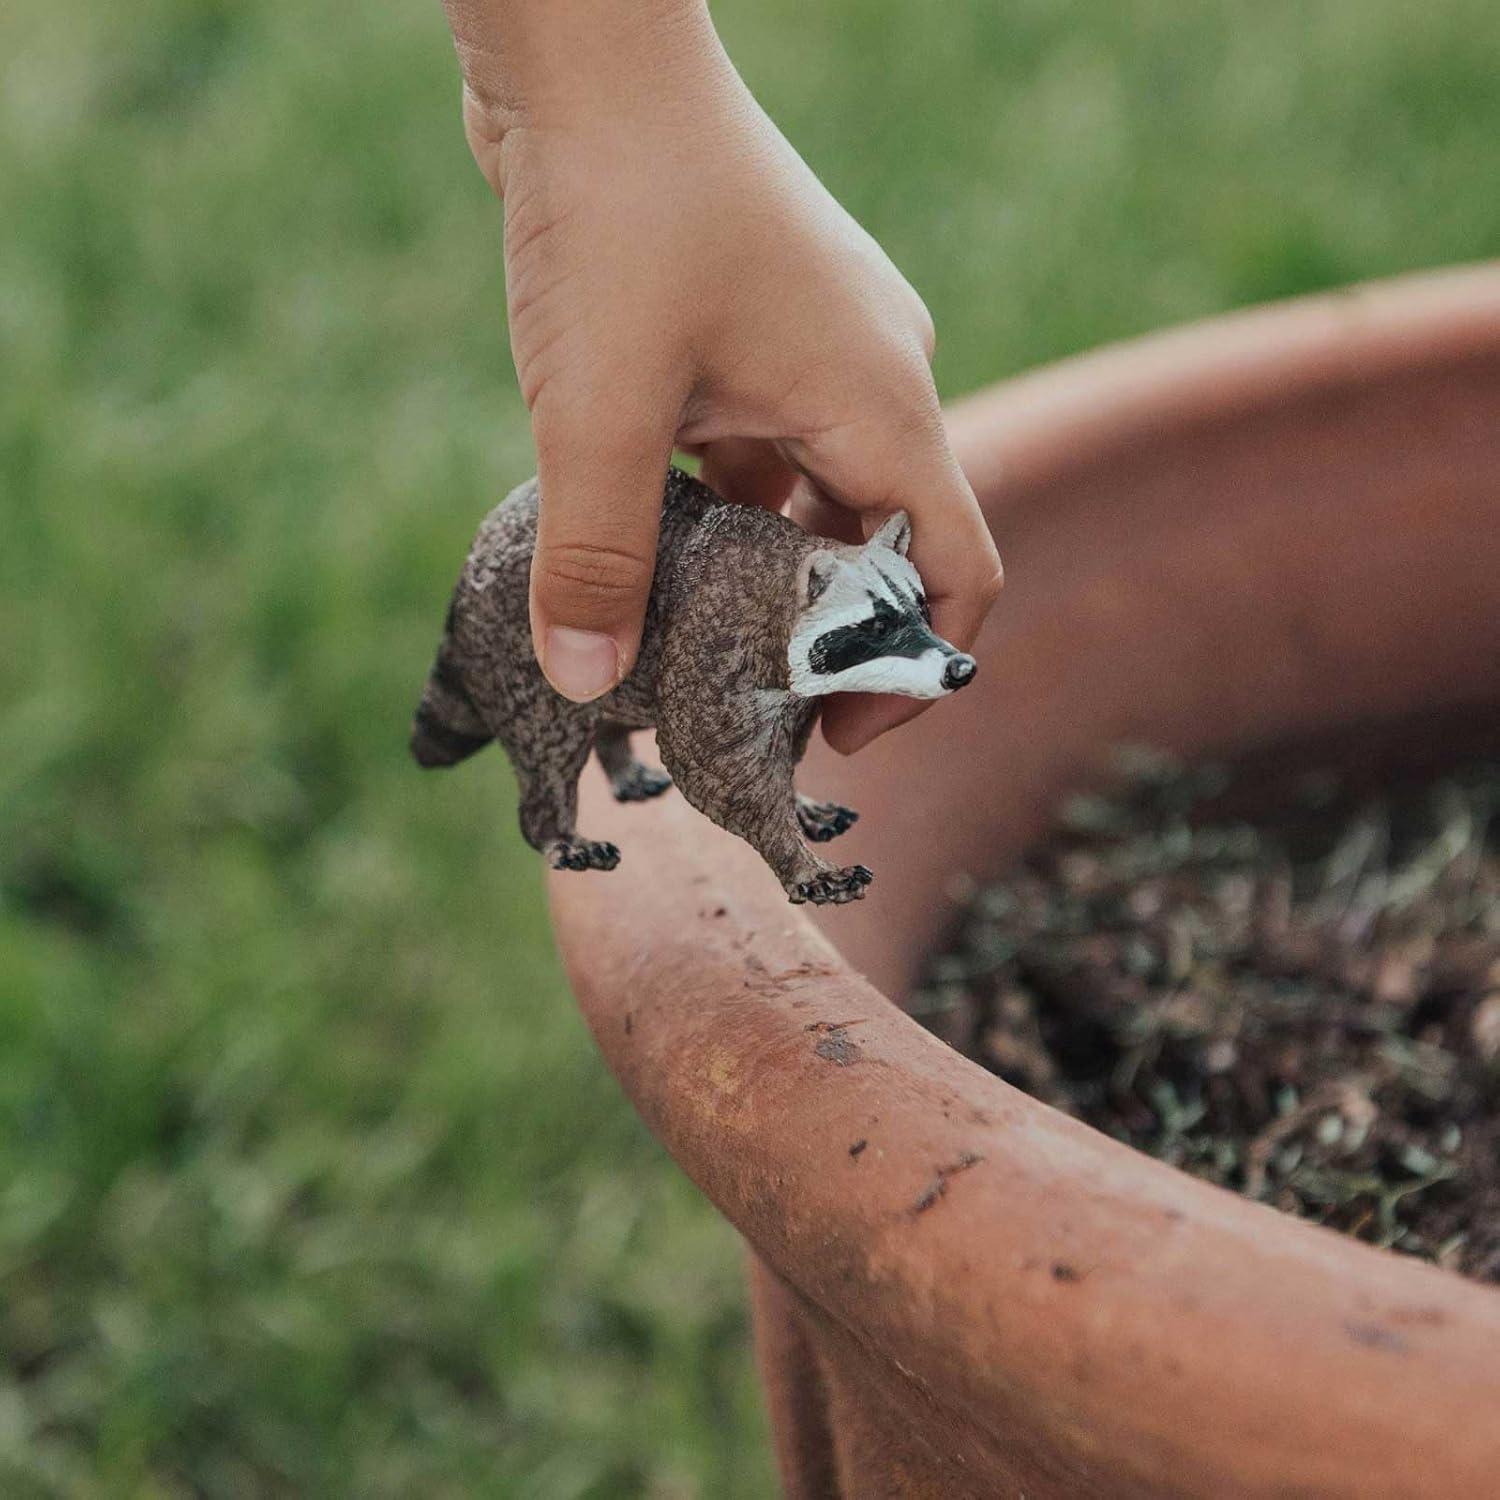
[915,749,1500,1284]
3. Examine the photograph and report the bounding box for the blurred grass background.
[1,0,1496,1492]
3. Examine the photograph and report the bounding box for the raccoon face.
[788,512,977,700]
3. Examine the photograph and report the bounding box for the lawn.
[1,0,1496,1493]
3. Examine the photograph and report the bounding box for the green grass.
[1,0,1497,1492]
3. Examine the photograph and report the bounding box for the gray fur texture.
[411,467,975,905]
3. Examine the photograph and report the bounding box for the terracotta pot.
[549,264,1500,1499]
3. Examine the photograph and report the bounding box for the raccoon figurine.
[411,467,976,905]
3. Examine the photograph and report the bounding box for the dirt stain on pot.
[806,1019,865,1066]
[747,958,845,999]
[910,1151,984,1215]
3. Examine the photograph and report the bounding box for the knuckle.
[880,333,938,387]
[974,548,1006,606]
[459,83,525,184]
[537,538,655,613]
[882,388,948,452]
[461,86,513,150]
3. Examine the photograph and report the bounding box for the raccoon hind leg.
[510,718,620,872]
[596,723,673,803]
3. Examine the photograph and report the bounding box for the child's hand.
[446,0,1002,753]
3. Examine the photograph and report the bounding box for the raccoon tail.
[410,638,493,769]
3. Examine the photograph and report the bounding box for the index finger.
[789,407,1004,755]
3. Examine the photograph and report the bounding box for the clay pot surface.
[549,264,1500,1499]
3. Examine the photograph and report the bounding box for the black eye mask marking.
[808,591,952,676]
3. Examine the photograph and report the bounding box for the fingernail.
[543,626,620,702]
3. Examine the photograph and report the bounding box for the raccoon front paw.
[609,764,673,803]
[796,798,859,843]
[788,864,874,906]
[548,837,622,872]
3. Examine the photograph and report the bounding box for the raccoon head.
[787,512,978,700]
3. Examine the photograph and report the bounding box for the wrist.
[447,0,723,150]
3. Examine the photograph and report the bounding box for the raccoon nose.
[942,653,977,691]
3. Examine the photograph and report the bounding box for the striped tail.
[410,634,492,769]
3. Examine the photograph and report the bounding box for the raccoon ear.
[869,510,912,557]
[801,550,837,608]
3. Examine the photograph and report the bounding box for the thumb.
[529,396,678,702]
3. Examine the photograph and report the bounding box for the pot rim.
[548,263,1500,1498]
